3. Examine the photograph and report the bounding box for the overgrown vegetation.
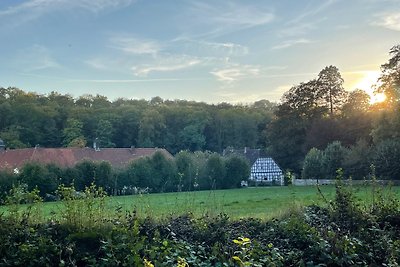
[1,45,400,182]
[0,175,399,266]
[0,151,250,204]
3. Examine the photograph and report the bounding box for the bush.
[373,139,400,180]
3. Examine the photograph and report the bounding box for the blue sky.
[0,0,399,103]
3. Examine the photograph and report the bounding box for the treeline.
[0,151,249,203]
[267,45,400,180]
[0,89,274,153]
[1,45,399,181]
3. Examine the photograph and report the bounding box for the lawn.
[15,184,395,220]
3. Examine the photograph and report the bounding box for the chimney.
[93,138,100,151]
[0,139,4,151]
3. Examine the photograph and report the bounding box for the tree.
[301,148,325,180]
[95,161,114,194]
[278,80,326,120]
[0,170,18,202]
[342,89,371,116]
[175,151,196,191]
[95,119,115,148]
[179,124,206,152]
[317,65,347,115]
[373,139,400,180]
[74,161,97,190]
[343,139,372,180]
[323,141,348,179]
[371,111,400,144]
[137,110,166,148]
[18,163,59,197]
[224,156,250,188]
[0,125,28,148]
[127,157,152,189]
[266,115,307,173]
[376,44,400,109]
[203,153,226,190]
[62,118,86,147]
[149,152,176,192]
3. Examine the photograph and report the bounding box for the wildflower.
[233,236,251,246]
[143,258,154,267]
[177,257,189,267]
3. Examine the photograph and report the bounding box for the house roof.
[0,147,171,169]
[222,147,265,166]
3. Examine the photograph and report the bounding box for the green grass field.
[10,184,395,220]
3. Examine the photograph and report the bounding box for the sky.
[0,0,399,104]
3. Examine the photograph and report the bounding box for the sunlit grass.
[2,185,399,221]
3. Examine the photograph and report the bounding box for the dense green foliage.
[268,45,400,179]
[0,89,274,153]
[1,179,399,266]
[0,152,250,203]
[1,45,400,182]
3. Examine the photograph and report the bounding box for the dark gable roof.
[222,147,266,166]
[0,147,171,169]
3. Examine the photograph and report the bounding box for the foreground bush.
[0,181,399,266]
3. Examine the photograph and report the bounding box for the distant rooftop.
[222,147,267,166]
[0,147,171,169]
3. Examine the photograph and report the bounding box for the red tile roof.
[0,147,172,169]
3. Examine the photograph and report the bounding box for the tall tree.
[279,80,326,120]
[62,118,86,147]
[376,44,400,109]
[95,119,115,148]
[317,65,347,115]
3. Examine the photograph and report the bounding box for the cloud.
[288,0,336,24]
[67,78,187,83]
[279,22,317,37]
[372,12,400,31]
[15,45,60,71]
[271,39,312,50]
[110,36,161,55]
[211,64,260,82]
[171,38,249,58]
[84,58,109,70]
[278,1,334,37]
[132,55,204,76]
[184,2,274,38]
[0,0,136,24]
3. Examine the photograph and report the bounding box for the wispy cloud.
[278,1,334,38]
[184,2,274,38]
[211,64,260,82]
[15,45,60,71]
[0,0,136,26]
[279,22,318,37]
[289,0,336,24]
[175,38,249,57]
[84,58,109,70]
[67,78,191,83]
[132,55,205,76]
[0,0,135,15]
[110,36,161,56]
[372,12,400,31]
[271,39,312,50]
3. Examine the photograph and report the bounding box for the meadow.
[2,183,400,266]
[12,184,399,220]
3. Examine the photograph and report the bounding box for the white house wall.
[249,158,284,185]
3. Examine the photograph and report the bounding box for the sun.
[370,92,386,104]
[353,71,386,104]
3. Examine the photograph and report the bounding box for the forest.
[0,44,399,184]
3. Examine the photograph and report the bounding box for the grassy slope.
[5,185,400,220]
